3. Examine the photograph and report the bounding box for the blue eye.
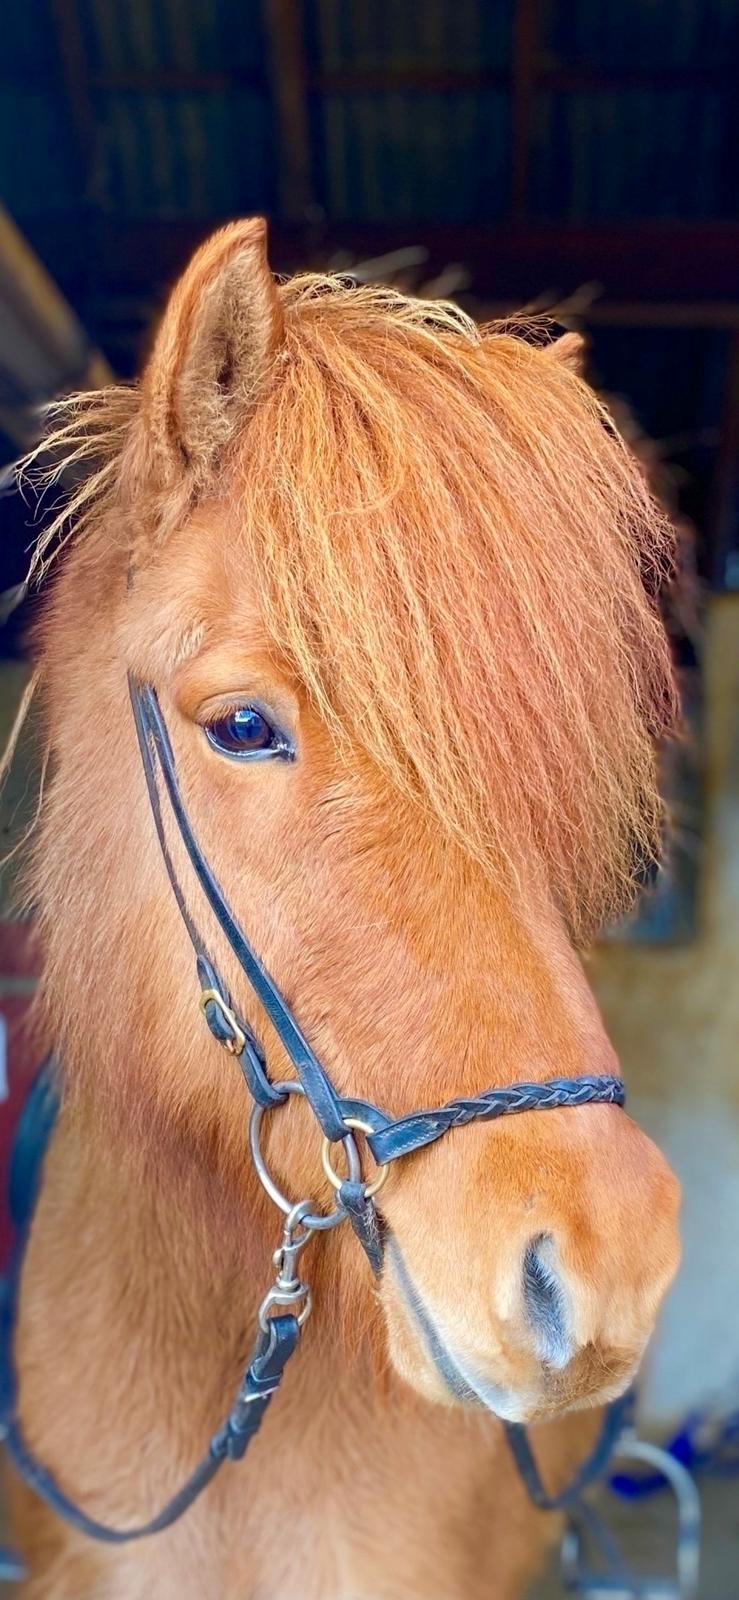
[205,705,292,762]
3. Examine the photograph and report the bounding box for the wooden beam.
[47,0,96,200]
[25,219,739,307]
[86,69,267,94]
[511,0,539,220]
[708,330,739,589]
[539,63,739,90]
[6,62,735,94]
[306,62,737,94]
[261,0,314,222]
[475,299,739,330]
[306,66,509,93]
[0,207,111,446]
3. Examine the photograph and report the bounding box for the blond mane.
[19,275,677,939]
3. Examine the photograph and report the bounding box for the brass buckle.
[199,988,247,1056]
[321,1117,388,1200]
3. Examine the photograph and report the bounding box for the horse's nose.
[521,1234,575,1370]
[511,1124,681,1414]
[379,1106,680,1423]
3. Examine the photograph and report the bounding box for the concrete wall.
[591,597,739,1422]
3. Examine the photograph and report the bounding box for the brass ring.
[321,1118,388,1199]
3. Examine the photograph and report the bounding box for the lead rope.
[0,1153,317,1542]
[0,1070,370,1545]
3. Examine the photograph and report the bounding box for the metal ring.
[249,1081,359,1231]
[321,1117,389,1199]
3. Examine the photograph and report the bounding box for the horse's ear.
[545,331,587,375]
[142,217,284,485]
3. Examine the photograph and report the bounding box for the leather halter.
[0,677,628,1545]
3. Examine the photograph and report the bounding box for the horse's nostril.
[521,1234,573,1370]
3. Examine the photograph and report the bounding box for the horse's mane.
[19,276,677,939]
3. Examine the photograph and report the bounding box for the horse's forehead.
[125,503,274,676]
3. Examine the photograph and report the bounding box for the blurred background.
[0,2,738,1592]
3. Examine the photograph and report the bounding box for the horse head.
[30,220,680,1431]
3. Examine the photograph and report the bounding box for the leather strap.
[196,954,281,1110]
[503,1391,632,1512]
[130,681,348,1143]
[337,1180,384,1274]
[1,1286,299,1543]
[366,1076,626,1165]
[0,1066,302,1546]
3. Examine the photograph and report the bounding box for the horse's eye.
[205,705,291,761]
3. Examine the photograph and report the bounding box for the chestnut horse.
[10,220,680,1599]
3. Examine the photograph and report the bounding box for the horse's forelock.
[233,281,677,938]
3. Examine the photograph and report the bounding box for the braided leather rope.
[367,1075,626,1163]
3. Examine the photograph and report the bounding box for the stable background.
[0,2,738,1592]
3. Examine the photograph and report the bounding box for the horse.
[7,218,681,1599]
